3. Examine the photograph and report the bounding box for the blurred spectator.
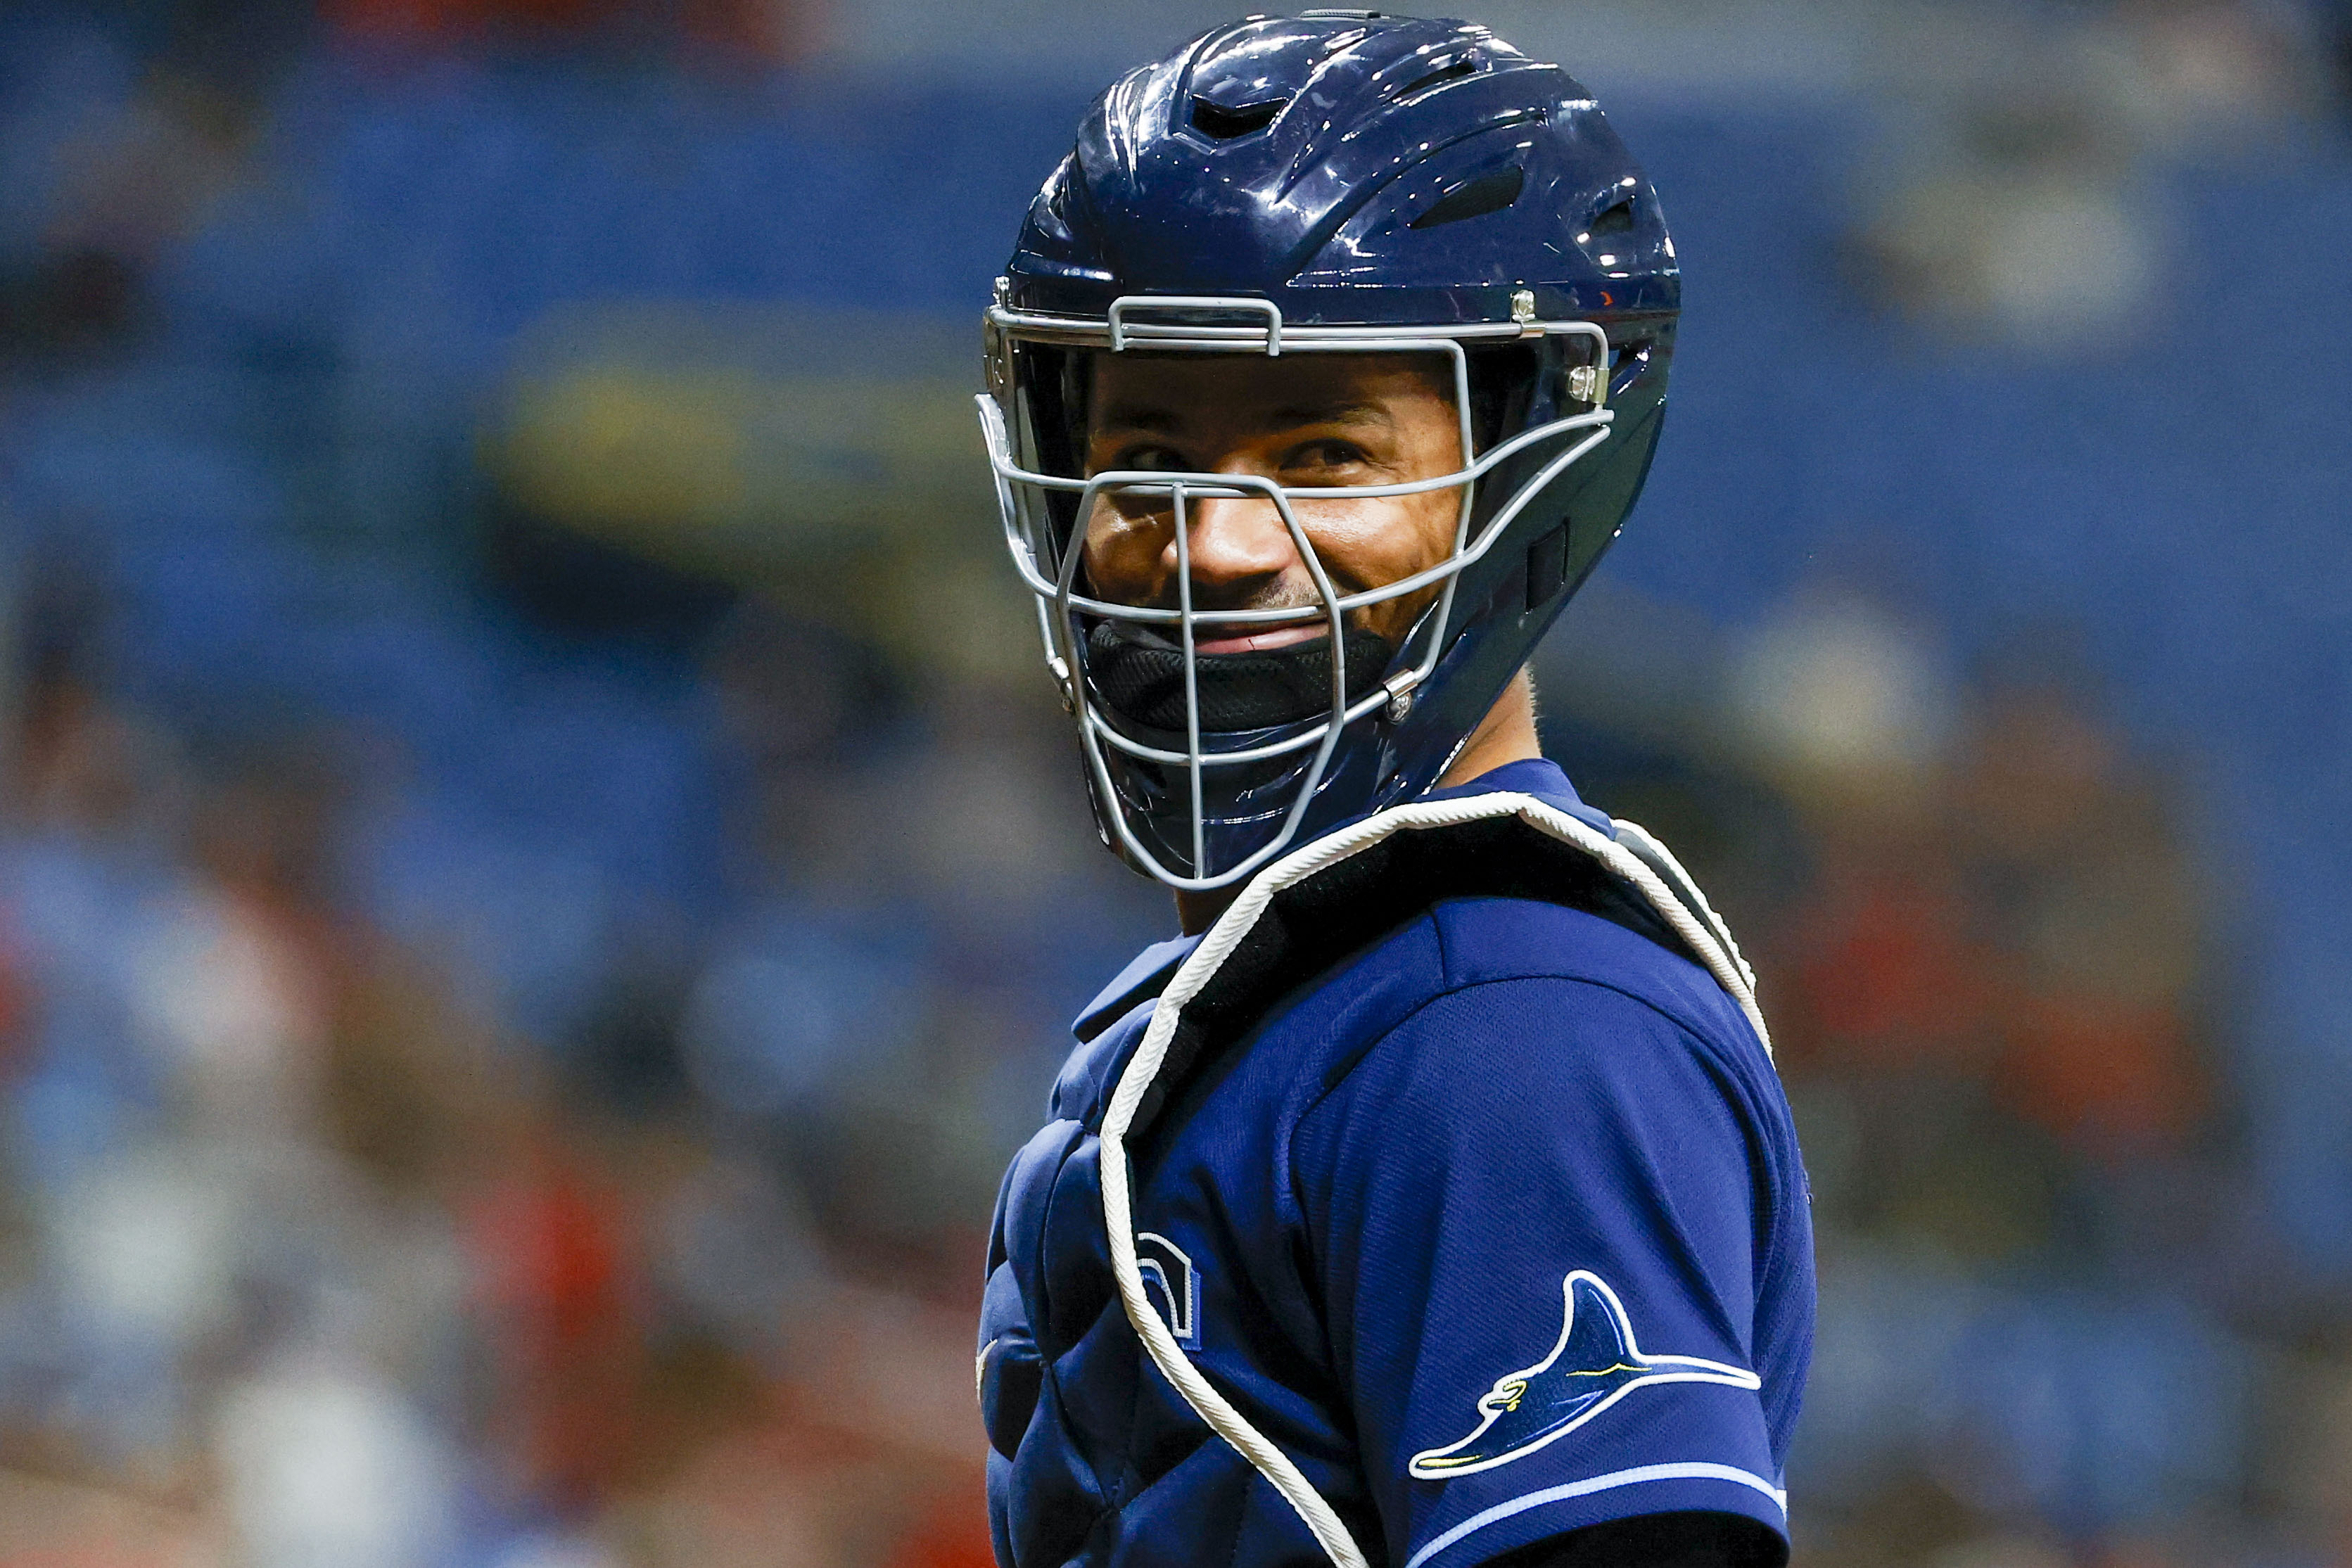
[1952,673,2206,1164]
[1848,0,2320,343]
[0,0,310,364]
[465,1102,644,1516]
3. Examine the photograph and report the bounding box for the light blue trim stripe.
[1402,1462,1789,1568]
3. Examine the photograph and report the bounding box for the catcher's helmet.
[979,11,1679,889]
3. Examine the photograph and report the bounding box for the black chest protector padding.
[1124,812,1707,1145]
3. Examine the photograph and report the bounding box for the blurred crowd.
[0,549,1150,1567]
[0,0,2347,1565]
[1537,587,2351,1567]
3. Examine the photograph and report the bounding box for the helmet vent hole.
[1526,525,1570,611]
[1395,58,1476,101]
[1592,197,1636,236]
[1409,165,1524,229]
[1191,97,1287,139]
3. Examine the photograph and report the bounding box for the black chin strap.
[1085,620,1396,732]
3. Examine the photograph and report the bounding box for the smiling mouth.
[1190,623,1328,656]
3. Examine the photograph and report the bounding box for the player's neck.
[1435,666,1541,793]
[1173,671,1541,936]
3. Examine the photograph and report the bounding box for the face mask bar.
[975,294,1617,891]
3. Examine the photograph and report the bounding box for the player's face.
[1079,352,1465,651]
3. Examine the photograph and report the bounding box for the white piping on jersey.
[1401,1462,1790,1568]
[1095,792,1776,1568]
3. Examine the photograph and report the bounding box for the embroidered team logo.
[1136,1232,1200,1348]
[1408,1271,1760,1479]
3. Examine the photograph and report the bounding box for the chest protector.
[1019,789,1769,1568]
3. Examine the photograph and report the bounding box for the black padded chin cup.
[1086,620,1394,732]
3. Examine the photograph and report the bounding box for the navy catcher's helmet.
[979,11,1679,890]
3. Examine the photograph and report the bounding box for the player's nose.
[1169,490,1299,605]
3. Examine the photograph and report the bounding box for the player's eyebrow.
[1092,402,1185,433]
[1264,398,1396,429]
[1092,397,1399,433]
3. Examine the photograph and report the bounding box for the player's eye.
[1283,438,1368,475]
[1113,445,1193,473]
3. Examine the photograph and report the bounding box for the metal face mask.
[979,13,1684,891]
[979,298,1615,890]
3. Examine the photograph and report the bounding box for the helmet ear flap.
[1556,387,1667,592]
[1462,340,1539,454]
[1007,343,1091,561]
[1447,325,1661,642]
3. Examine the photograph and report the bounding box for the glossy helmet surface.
[979,10,1679,889]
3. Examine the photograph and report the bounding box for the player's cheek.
[1081,506,1170,601]
[1380,496,1456,637]
[1365,495,1433,578]
[1288,504,1373,596]
[1297,501,1432,639]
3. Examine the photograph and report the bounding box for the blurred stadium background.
[0,0,2347,1563]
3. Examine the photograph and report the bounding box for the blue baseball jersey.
[979,760,1814,1568]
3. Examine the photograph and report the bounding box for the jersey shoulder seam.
[1282,970,1760,1315]
[1423,894,1769,1069]
[1292,968,1739,1148]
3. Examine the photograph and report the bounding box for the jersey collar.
[1416,756,1616,836]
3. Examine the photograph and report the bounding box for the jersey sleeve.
[1290,975,1790,1568]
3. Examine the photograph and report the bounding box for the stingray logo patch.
[1136,1232,1200,1347]
[1409,1271,1760,1479]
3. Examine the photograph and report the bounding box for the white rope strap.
[1096,793,1772,1567]
[1607,817,1760,997]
